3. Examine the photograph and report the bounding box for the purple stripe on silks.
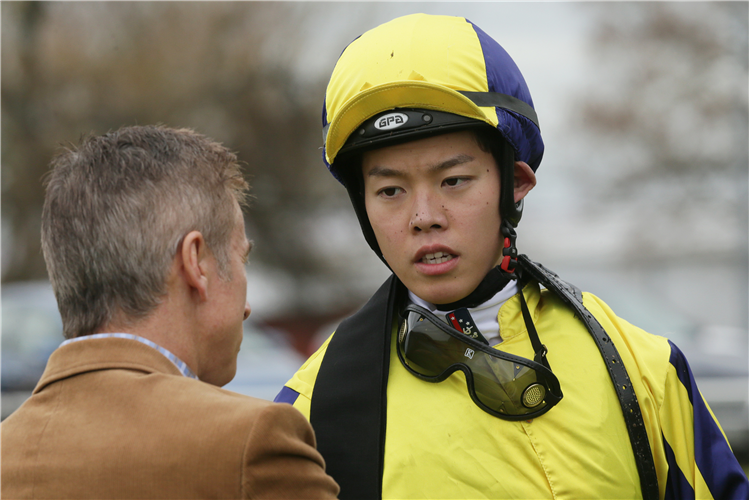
[321,98,337,174]
[322,148,331,171]
[321,97,331,170]
[663,435,695,500]
[669,340,695,405]
[322,97,328,128]
[274,386,300,405]
[668,340,749,499]
[465,20,544,172]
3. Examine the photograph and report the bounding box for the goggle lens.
[398,305,562,420]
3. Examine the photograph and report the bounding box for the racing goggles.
[396,297,562,420]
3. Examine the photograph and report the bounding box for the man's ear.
[513,161,537,203]
[180,230,209,301]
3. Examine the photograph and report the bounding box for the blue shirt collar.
[60,333,198,380]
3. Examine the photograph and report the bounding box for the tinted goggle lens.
[398,305,562,420]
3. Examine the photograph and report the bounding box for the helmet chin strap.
[497,138,522,280]
[499,218,519,279]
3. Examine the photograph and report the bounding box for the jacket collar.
[34,337,184,395]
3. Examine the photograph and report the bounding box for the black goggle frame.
[397,300,562,421]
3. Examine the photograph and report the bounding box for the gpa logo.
[464,348,475,359]
[374,112,409,131]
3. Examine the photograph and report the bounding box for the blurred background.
[2,2,747,460]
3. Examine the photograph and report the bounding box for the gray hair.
[41,125,249,338]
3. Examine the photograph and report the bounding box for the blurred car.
[1,280,304,420]
[1,281,63,420]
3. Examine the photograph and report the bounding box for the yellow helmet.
[322,13,543,180]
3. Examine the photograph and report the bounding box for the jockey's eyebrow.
[366,153,475,178]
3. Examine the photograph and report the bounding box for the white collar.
[407,280,519,346]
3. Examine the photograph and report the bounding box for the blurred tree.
[2,2,379,313]
[570,2,748,263]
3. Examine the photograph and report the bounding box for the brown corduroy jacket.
[1,337,339,499]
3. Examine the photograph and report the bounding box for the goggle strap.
[518,288,552,370]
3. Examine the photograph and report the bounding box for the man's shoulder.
[41,336,272,408]
[4,358,311,474]
[1,351,325,499]
[32,336,287,430]
[116,366,291,431]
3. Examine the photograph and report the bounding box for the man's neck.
[96,298,200,380]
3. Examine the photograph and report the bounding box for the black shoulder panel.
[309,275,399,500]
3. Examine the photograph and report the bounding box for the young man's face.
[362,130,503,304]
